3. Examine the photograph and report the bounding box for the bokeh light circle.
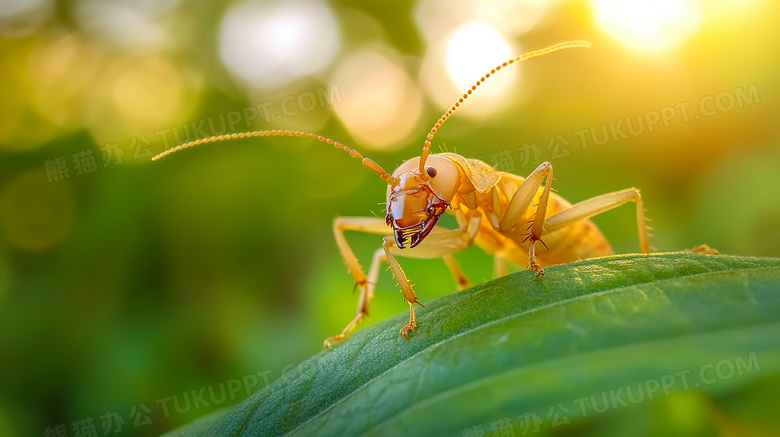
[421,20,519,118]
[330,47,423,150]
[219,0,340,91]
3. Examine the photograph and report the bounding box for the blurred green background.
[0,0,778,436]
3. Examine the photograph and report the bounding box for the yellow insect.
[153,40,683,348]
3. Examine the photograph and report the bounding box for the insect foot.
[323,337,340,349]
[685,244,719,255]
[399,298,421,338]
[528,261,545,278]
[400,320,417,338]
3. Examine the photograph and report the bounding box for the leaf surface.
[163,253,780,436]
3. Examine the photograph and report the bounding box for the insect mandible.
[153,40,678,348]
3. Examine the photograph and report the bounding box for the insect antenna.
[418,40,592,177]
[151,129,397,184]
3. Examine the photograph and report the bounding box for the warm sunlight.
[445,21,515,95]
[590,0,702,52]
[420,20,520,118]
[219,0,339,90]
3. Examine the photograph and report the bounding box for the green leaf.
[163,253,780,436]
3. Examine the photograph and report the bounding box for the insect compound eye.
[426,166,437,178]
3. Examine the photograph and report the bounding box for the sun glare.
[419,20,519,118]
[445,21,515,94]
[590,0,702,52]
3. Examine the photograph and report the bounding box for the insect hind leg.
[544,187,650,254]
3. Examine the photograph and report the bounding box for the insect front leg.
[382,210,482,337]
[324,248,386,348]
[328,217,394,348]
[544,188,650,253]
[498,161,554,277]
[330,212,481,344]
[380,236,419,337]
